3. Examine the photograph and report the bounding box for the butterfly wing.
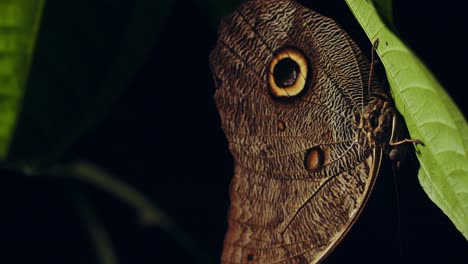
[210,0,387,263]
[222,149,382,263]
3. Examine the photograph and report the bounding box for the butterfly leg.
[390,138,424,147]
[387,113,424,166]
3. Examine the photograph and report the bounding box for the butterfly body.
[209,0,400,263]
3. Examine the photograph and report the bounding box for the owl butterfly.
[210,0,408,263]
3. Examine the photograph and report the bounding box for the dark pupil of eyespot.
[273,58,299,88]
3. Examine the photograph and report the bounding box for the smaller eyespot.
[277,120,286,131]
[247,253,255,262]
[304,147,324,172]
[268,48,309,98]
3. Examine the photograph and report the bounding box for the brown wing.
[209,0,386,263]
[222,149,382,264]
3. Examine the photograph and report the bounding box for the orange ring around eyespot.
[268,48,308,98]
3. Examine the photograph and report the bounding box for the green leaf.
[345,0,468,239]
[0,0,45,158]
[8,0,172,166]
[372,0,393,26]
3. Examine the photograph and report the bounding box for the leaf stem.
[46,161,207,262]
[75,192,119,264]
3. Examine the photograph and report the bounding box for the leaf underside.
[346,0,468,239]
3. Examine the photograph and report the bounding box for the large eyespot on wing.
[268,48,311,99]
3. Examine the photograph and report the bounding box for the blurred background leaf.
[0,0,45,158]
[7,0,172,166]
[195,0,242,28]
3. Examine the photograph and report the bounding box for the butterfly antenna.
[368,39,379,97]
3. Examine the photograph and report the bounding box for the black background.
[2,0,467,263]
